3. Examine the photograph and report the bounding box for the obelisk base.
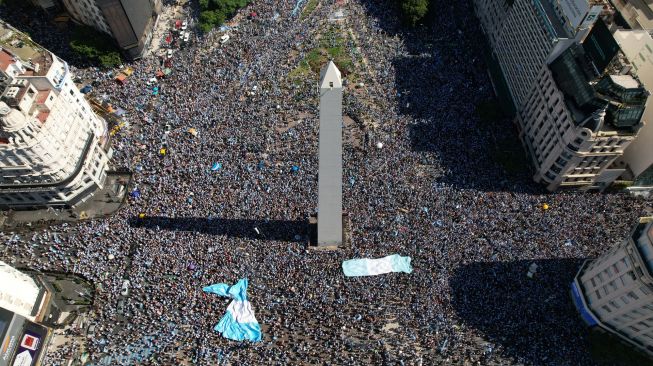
[308,213,351,250]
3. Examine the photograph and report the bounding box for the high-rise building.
[473,0,612,109]
[57,0,161,60]
[474,0,650,191]
[517,22,647,191]
[612,29,653,195]
[572,217,653,357]
[0,20,111,209]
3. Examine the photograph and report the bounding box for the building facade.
[0,21,111,209]
[474,0,570,109]
[58,0,161,59]
[572,217,653,357]
[516,24,648,191]
[613,30,653,195]
[0,261,52,366]
[472,0,612,111]
[0,260,86,366]
[474,0,650,191]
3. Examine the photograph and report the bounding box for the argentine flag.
[342,254,413,277]
[203,278,262,342]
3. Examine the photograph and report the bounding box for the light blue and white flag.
[342,254,413,277]
[203,278,261,342]
[211,162,222,171]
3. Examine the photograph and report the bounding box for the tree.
[197,0,252,33]
[98,52,122,68]
[400,0,429,26]
[69,26,122,68]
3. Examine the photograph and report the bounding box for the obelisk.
[317,61,343,246]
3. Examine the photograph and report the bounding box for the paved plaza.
[1,0,652,365]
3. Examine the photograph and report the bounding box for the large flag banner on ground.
[202,278,262,342]
[342,254,413,277]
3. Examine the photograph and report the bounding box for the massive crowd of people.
[1,0,651,364]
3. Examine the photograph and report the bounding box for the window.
[602,305,611,313]
[631,325,640,332]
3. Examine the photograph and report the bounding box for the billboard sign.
[0,308,47,366]
[579,5,603,29]
[10,324,47,366]
[11,332,40,366]
[558,0,590,30]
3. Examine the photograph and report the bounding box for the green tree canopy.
[399,0,429,26]
[198,0,252,33]
[69,26,122,68]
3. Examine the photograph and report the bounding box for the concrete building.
[0,262,52,324]
[0,20,111,209]
[610,0,653,30]
[0,261,52,366]
[572,217,653,357]
[613,29,653,194]
[474,0,652,191]
[317,61,343,247]
[516,22,648,191]
[473,0,611,110]
[0,261,81,366]
[57,0,161,59]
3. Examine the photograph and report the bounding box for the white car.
[220,34,230,44]
[183,32,190,42]
[166,49,173,58]
[181,20,188,30]
[120,280,130,296]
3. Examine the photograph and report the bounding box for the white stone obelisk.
[317,61,343,246]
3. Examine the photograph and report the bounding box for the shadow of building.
[356,0,536,192]
[129,216,306,242]
[449,258,595,365]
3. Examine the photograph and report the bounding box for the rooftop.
[0,20,43,63]
[548,22,648,133]
[610,74,640,89]
[0,260,40,319]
